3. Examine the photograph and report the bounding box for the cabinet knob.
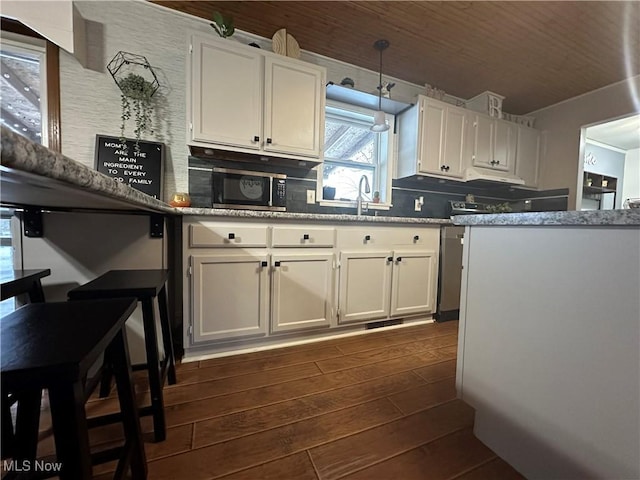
[253,136,260,142]
[303,233,310,240]
[228,233,235,239]
[387,256,393,262]
[364,235,371,241]
[274,261,281,267]
[445,166,450,171]
[261,261,268,267]
[396,257,403,262]
[440,165,446,171]
[266,138,273,144]
[413,235,420,241]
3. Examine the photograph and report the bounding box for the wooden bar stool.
[67,269,177,442]
[1,268,51,461]
[0,298,147,480]
[1,268,51,304]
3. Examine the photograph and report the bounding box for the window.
[0,28,51,315]
[0,32,47,144]
[0,209,16,316]
[318,102,395,206]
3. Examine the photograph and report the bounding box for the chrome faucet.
[357,175,370,216]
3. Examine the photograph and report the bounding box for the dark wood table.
[1,299,147,479]
[0,268,51,303]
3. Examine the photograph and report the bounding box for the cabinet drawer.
[392,228,440,246]
[190,223,268,248]
[337,228,394,248]
[272,227,335,247]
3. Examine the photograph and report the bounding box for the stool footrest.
[88,405,155,429]
[91,445,124,465]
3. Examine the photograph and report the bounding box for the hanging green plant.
[119,72,155,151]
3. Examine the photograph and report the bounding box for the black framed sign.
[94,135,164,199]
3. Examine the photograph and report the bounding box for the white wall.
[531,76,640,210]
[458,225,640,479]
[622,148,640,205]
[60,0,426,203]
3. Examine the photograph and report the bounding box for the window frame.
[1,17,61,152]
[316,100,395,210]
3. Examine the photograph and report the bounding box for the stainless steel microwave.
[212,167,287,211]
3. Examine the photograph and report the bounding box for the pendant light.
[371,39,390,133]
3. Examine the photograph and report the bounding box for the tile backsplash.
[188,156,568,217]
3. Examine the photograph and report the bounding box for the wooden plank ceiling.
[154,1,639,114]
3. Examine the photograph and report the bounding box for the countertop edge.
[453,210,640,226]
[179,208,452,225]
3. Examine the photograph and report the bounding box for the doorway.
[578,114,640,210]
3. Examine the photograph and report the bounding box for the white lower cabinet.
[184,219,440,353]
[389,249,438,317]
[338,251,393,324]
[270,253,334,333]
[190,254,269,342]
[337,248,437,325]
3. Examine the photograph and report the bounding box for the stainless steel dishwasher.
[436,225,465,322]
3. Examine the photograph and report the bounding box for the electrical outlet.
[306,190,316,204]
[414,198,422,211]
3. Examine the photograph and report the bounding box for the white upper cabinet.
[515,125,541,188]
[397,96,467,179]
[191,37,263,150]
[189,35,326,160]
[470,114,517,173]
[263,57,325,158]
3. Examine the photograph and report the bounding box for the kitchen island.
[453,210,639,480]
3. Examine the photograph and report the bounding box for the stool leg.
[99,352,114,398]
[13,388,41,465]
[141,298,166,442]
[111,328,147,480]
[49,381,92,479]
[158,285,177,385]
[27,279,46,303]
[1,392,15,459]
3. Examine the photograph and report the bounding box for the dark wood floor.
[31,321,524,479]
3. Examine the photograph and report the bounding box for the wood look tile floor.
[31,321,525,479]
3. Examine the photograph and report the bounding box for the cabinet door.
[442,107,466,178]
[493,120,517,173]
[191,36,263,149]
[418,100,445,174]
[472,114,494,169]
[263,57,325,158]
[271,253,334,333]
[338,251,393,324]
[390,250,438,317]
[190,254,268,342]
[515,126,540,188]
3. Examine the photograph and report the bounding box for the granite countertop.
[181,208,452,225]
[0,127,176,213]
[454,209,640,226]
